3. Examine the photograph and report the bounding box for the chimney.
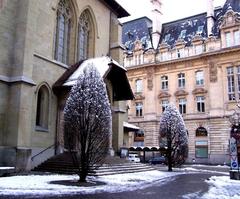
[150,0,162,49]
[207,0,214,37]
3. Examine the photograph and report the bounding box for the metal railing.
[31,144,55,161]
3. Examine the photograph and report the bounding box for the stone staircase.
[94,163,155,176]
[33,152,155,176]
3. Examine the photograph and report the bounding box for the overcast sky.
[116,0,226,23]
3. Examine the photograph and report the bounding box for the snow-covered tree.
[159,104,188,171]
[64,64,112,182]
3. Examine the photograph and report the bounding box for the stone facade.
[123,0,240,164]
[0,0,129,170]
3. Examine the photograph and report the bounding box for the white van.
[128,154,140,163]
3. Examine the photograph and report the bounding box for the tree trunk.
[79,172,87,182]
[167,139,172,172]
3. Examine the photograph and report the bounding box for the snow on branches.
[159,104,188,170]
[64,63,112,182]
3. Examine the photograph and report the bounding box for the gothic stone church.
[0,0,133,170]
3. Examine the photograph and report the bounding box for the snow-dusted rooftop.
[53,56,134,101]
[63,56,126,86]
[123,121,140,131]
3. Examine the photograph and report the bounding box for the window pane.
[234,30,240,45]
[36,86,49,129]
[162,100,169,112]
[178,73,185,88]
[227,67,235,100]
[78,12,90,61]
[196,147,208,158]
[136,79,143,93]
[55,1,71,64]
[161,76,168,90]
[196,96,205,112]
[225,32,231,47]
[136,102,143,116]
[179,98,186,114]
[196,71,204,85]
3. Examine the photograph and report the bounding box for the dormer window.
[225,32,232,47]
[164,34,170,42]
[179,30,186,39]
[234,30,240,46]
[197,26,204,35]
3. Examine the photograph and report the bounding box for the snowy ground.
[0,170,178,196]
[0,167,239,198]
[202,176,240,199]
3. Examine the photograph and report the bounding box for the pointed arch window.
[55,0,72,64]
[36,85,50,131]
[78,11,91,61]
[78,10,95,61]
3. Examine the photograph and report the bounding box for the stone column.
[206,0,214,37]
[150,0,162,49]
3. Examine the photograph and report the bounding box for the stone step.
[33,152,156,176]
[94,167,155,176]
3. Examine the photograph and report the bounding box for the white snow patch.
[63,56,126,86]
[0,167,14,170]
[0,170,179,196]
[176,167,229,175]
[201,176,240,199]
[182,191,201,199]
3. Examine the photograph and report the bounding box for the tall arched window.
[36,85,50,130]
[78,10,94,61]
[55,0,72,64]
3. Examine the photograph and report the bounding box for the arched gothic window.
[36,85,49,130]
[78,10,95,61]
[55,0,72,64]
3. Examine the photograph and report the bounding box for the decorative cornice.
[175,38,186,47]
[126,46,240,71]
[192,87,208,95]
[192,34,204,44]
[174,89,189,97]
[159,42,170,51]
[220,9,240,29]
[0,75,36,86]
[158,91,171,99]
[133,39,144,52]
[134,93,145,100]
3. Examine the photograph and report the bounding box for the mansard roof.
[122,17,152,52]
[160,12,209,47]
[122,0,240,51]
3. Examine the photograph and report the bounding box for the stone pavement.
[0,165,229,199]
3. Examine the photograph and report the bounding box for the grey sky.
[116,0,226,23]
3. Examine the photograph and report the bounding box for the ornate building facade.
[123,0,240,164]
[0,0,132,170]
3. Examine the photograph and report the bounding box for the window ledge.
[35,126,49,133]
[34,53,69,69]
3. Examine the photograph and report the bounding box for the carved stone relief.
[174,89,189,97]
[209,61,218,83]
[146,67,155,91]
[158,91,171,99]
